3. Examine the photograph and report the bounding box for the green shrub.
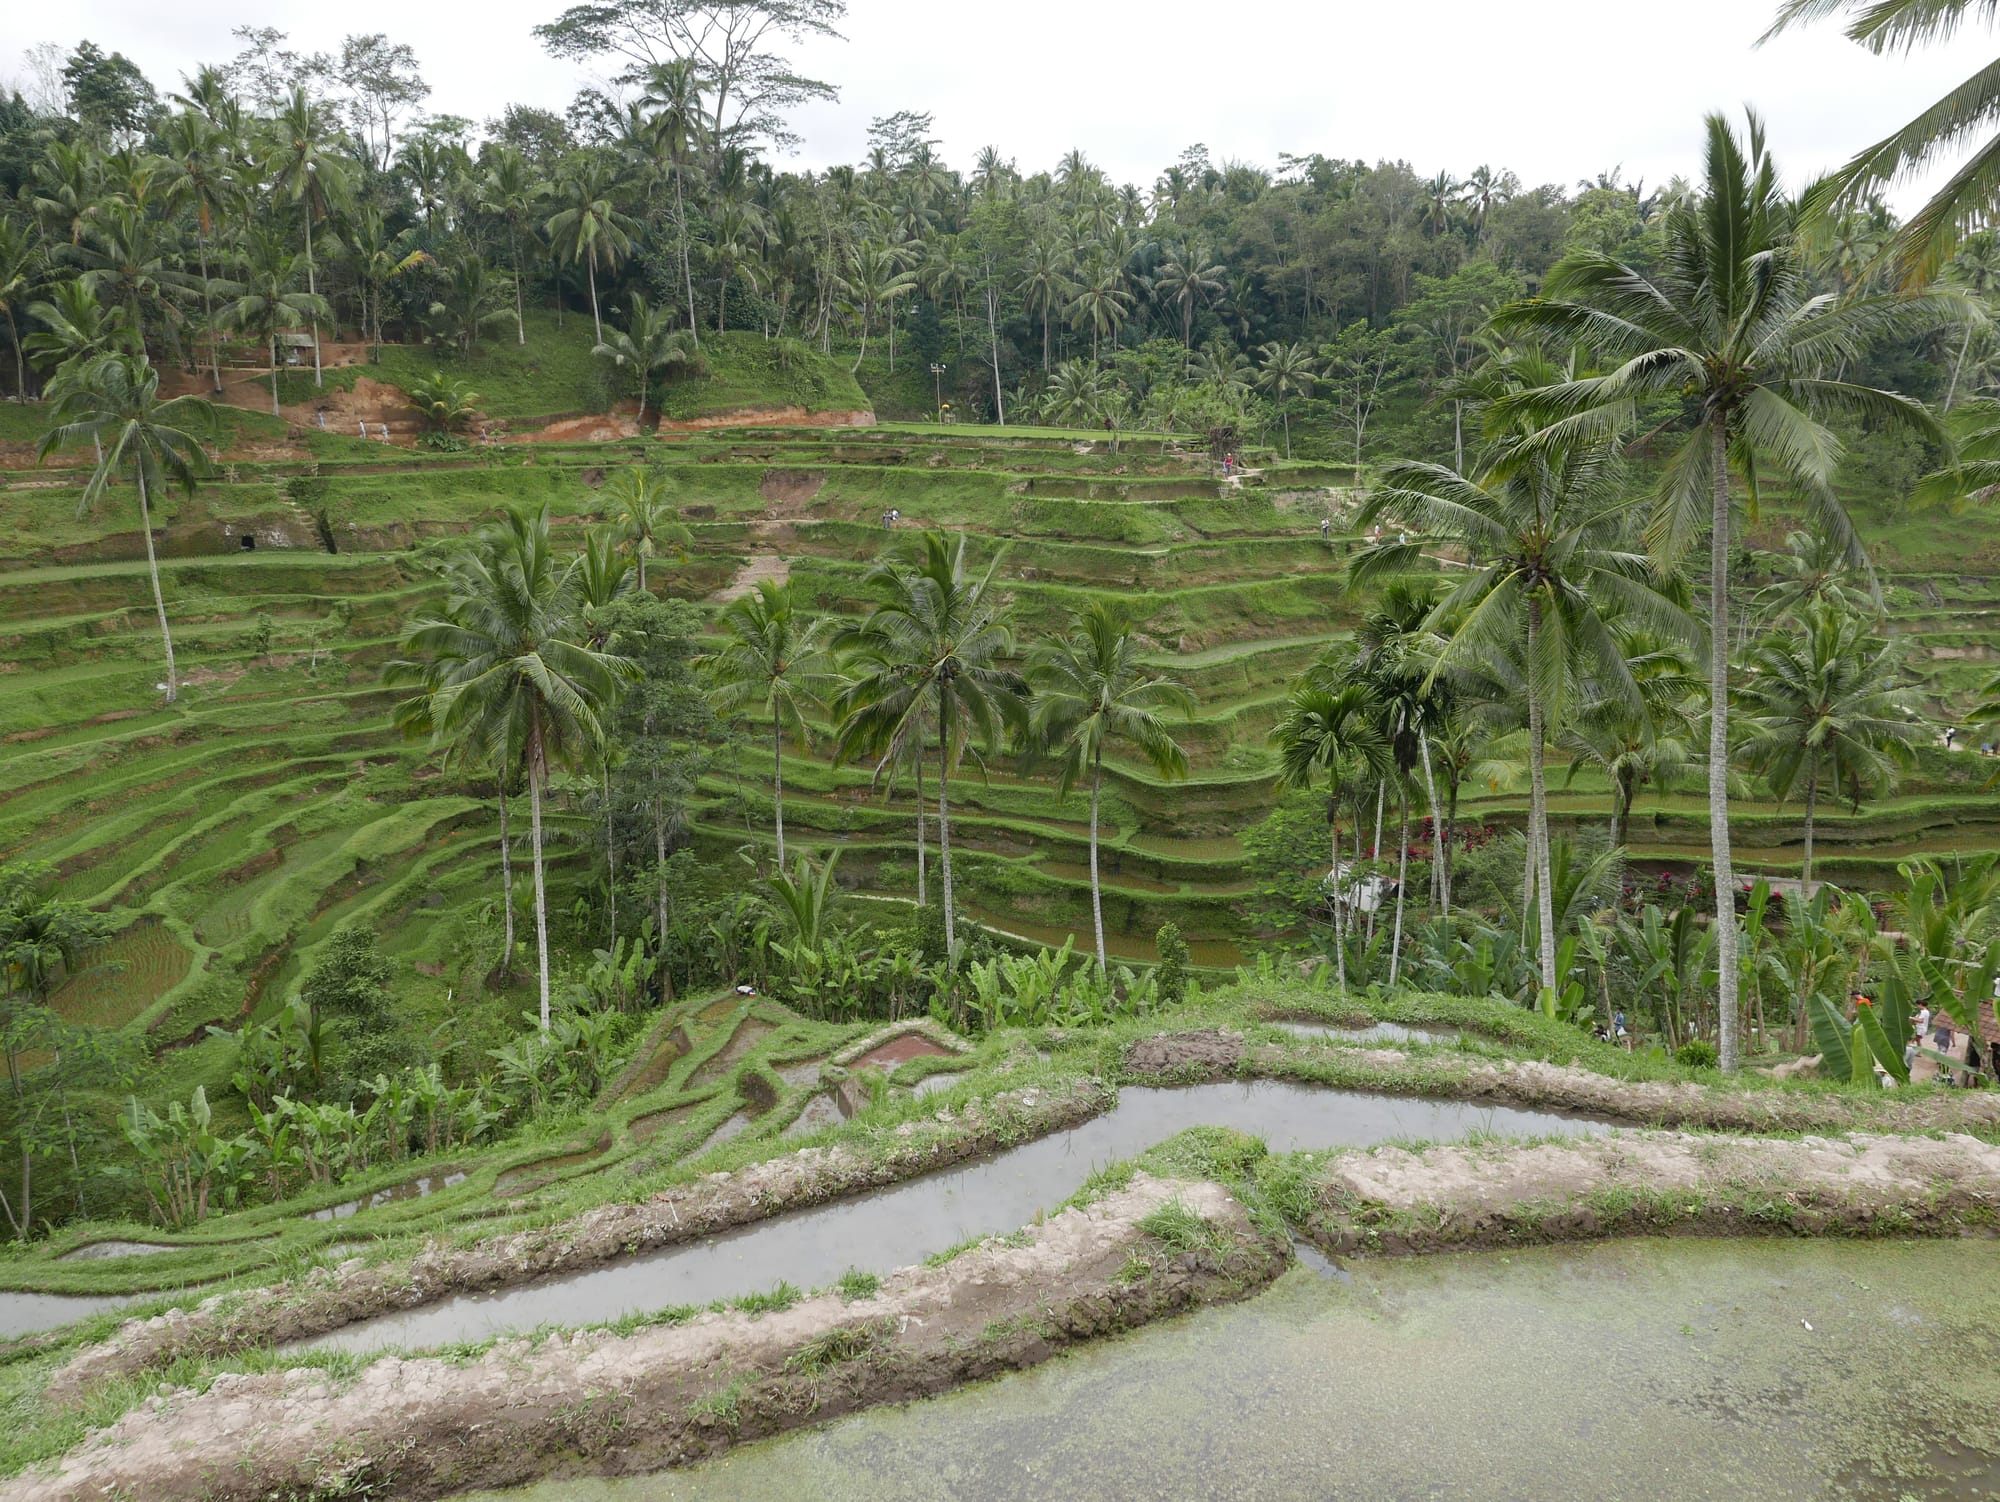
[1155,922,1189,1006]
[1674,1038,1720,1069]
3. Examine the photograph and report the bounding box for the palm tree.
[1560,628,1701,852]
[705,580,839,868]
[835,532,1025,955]
[1256,341,1318,459]
[1272,679,1392,996]
[1355,441,1689,998]
[399,506,635,1029]
[222,228,334,416]
[1153,244,1224,369]
[38,357,213,706]
[545,157,637,342]
[159,110,238,392]
[427,257,514,356]
[74,204,184,354]
[0,222,41,402]
[1066,265,1135,366]
[1027,603,1193,972]
[1020,234,1073,370]
[1767,0,2000,283]
[840,241,917,374]
[604,467,689,591]
[638,60,705,341]
[404,372,482,432]
[477,147,544,345]
[592,293,701,421]
[1492,111,1944,1069]
[264,87,349,387]
[1738,603,1921,893]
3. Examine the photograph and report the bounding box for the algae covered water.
[309,1081,1603,1354]
[465,1236,2000,1501]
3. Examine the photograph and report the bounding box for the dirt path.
[711,553,789,602]
[1307,1129,2000,1256]
[10,1175,1274,1502]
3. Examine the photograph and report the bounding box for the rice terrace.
[3,1,2000,1497]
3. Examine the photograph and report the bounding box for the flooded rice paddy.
[306,1081,1602,1355]
[465,1236,2000,1501]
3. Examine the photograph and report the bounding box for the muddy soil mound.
[1125,1030,1243,1077]
[13,1175,1276,1502]
[49,1081,1108,1400]
[1308,1130,2000,1256]
[757,468,827,508]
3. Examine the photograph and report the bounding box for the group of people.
[879,507,902,529]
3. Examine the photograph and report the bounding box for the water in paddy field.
[302,1082,1605,1355]
[463,1236,2000,1502]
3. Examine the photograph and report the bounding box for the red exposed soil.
[656,405,874,433]
[852,1033,954,1069]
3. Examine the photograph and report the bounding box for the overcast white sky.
[0,1,1980,202]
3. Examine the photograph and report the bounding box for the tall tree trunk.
[1330,803,1347,998]
[1042,306,1050,371]
[937,717,956,955]
[1418,730,1446,916]
[1088,752,1107,974]
[135,469,178,705]
[674,171,699,344]
[528,724,553,1033]
[772,718,786,866]
[654,793,668,970]
[587,251,602,344]
[4,309,23,401]
[1366,781,1386,941]
[197,233,221,392]
[1389,783,1410,985]
[1946,323,1974,411]
[605,763,617,954]
[984,278,1005,425]
[498,779,516,976]
[914,751,928,908]
[512,229,527,345]
[269,347,281,418]
[1709,419,1742,1071]
[304,211,322,387]
[1526,603,1557,999]
[1800,757,1818,896]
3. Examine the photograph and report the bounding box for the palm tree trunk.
[4,309,22,401]
[654,793,668,957]
[1389,783,1410,985]
[1088,752,1107,974]
[1042,307,1051,371]
[1527,601,1557,998]
[1418,730,1446,915]
[588,251,602,344]
[772,718,786,866]
[269,342,281,418]
[984,280,1006,425]
[1946,323,1974,411]
[1366,781,1386,941]
[1801,758,1818,894]
[528,728,553,1032]
[674,172,699,344]
[605,763,617,953]
[135,469,178,705]
[197,234,221,393]
[512,230,527,345]
[915,752,928,908]
[304,211,322,388]
[498,779,516,976]
[937,698,957,955]
[1709,419,1742,1071]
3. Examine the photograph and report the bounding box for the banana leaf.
[1809,994,1859,1083]
[1854,1000,1908,1084]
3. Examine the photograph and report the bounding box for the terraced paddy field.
[4,415,1999,1074]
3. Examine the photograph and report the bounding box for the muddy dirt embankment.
[11,1175,1279,1502]
[1304,1129,2000,1256]
[49,1081,1107,1400]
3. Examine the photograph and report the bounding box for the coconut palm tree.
[1256,341,1318,459]
[1559,628,1702,853]
[1271,678,1393,997]
[1027,603,1193,972]
[840,241,917,374]
[37,356,213,707]
[592,294,702,422]
[427,256,515,357]
[398,505,635,1029]
[1767,0,2000,284]
[1067,264,1135,367]
[705,580,840,868]
[263,87,350,387]
[477,147,544,345]
[1491,110,1945,1069]
[159,109,239,392]
[835,532,1025,955]
[1152,244,1224,370]
[221,227,333,416]
[0,222,42,402]
[1355,440,1689,998]
[545,157,638,342]
[1020,234,1073,370]
[1738,603,1922,893]
[604,468,690,591]
[638,60,706,341]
